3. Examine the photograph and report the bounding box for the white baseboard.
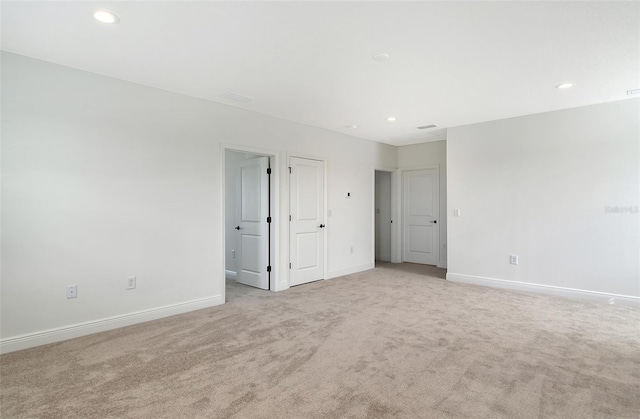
[225,270,237,280]
[0,295,223,354]
[446,273,639,307]
[327,263,375,280]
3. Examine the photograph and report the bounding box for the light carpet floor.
[1,262,639,418]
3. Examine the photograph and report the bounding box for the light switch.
[453,209,461,217]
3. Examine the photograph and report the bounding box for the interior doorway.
[375,171,392,262]
[225,150,273,296]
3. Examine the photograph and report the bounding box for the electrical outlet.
[510,255,519,265]
[127,276,136,290]
[453,209,461,217]
[66,285,77,299]
[231,249,235,259]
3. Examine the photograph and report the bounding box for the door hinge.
[289,215,292,221]
[289,167,292,174]
[289,263,292,269]
[267,216,271,223]
[267,265,272,272]
[267,168,271,174]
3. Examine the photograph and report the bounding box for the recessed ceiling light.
[94,10,119,24]
[386,117,397,122]
[556,83,574,89]
[627,88,640,95]
[373,53,390,62]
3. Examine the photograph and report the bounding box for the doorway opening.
[375,170,392,263]
[224,149,275,301]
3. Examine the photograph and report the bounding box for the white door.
[403,168,439,265]
[290,157,325,286]
[236,156,270,290]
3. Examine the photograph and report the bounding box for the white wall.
[397,140,447,268]
[1,52,396,351]
[447,99,639,302]
[374,171,392,261]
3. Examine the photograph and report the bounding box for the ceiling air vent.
[627,89,640,96]
[221,92,255,103]
[417,124,437,129]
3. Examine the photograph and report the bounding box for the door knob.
[430,220,437,224]
[319,224,326,228]
[235,226,240,230]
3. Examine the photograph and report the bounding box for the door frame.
[221,144,281,303]
[399,165,441,266]
[287,152,328,288]
[372,166,401,264]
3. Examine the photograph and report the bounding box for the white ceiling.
[2,1,639,146]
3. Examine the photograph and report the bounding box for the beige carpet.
[1,262,639,418]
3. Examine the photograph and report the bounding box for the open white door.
[403,168,439,265]
[235,156,270,290]
[290,157,325,286]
